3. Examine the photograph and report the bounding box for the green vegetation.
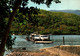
[0,0,61,56]
[11,10,80,35]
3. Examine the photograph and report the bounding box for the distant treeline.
[10,9,80,35]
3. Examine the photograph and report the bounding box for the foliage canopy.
[11,10,80,35]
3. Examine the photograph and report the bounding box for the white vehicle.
[30,33,37,39]
[33,35,40,40]
[40,35,49,40]
[30,33,50,41]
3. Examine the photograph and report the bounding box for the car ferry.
[28,33,53,44]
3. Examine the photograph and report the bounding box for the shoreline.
[7,45,80,56]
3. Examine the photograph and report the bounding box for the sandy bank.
[7,45,80,56]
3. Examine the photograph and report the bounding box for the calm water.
[12,35,80,50]
[4,35,80,56]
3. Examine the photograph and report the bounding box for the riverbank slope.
[7,45,80,56]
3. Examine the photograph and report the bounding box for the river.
[4,35,80,56]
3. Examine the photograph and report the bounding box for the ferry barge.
[28,33,53,44]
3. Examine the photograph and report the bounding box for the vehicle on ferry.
[30,33,50,41]
[40,35,50,41]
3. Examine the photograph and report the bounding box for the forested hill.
[11,10,80,35]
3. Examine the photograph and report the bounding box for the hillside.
[11,10,80,35]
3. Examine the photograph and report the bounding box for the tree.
[0,0,61,56]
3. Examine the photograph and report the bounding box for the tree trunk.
[0,0,22,56]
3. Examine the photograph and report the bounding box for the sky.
[28,0,80,10]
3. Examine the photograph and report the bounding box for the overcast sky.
[28,0,80,10]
